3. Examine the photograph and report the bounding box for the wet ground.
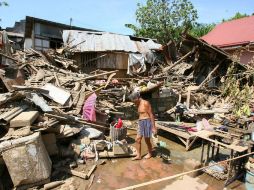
[65,129,248,190]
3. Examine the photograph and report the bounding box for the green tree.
[0,1,8,6]
[126,0,198,44]
[190,23,215,38]
[222,12,249,22]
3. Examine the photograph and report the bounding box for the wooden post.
[225,150,234,186]
[206,142,211,164]
[186,89,191,109]
[200,139,205,164]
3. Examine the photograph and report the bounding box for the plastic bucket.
[110,125,127,141]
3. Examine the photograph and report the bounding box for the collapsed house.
[0,17,254,189]
[62,30,162,77]
[4,16,98,51]
[202,15,254,65]
[168,34,246,86]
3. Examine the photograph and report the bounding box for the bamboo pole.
[117,151,254,190]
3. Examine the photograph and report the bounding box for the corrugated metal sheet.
[63,30,161,53]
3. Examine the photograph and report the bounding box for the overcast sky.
[0,0,254,34]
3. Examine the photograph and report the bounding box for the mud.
[54,130,247,190]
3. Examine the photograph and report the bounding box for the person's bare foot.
[131,156,142,161]
[144,153,152,159]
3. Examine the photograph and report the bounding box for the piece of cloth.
[138,118,152,137]
[127,53,146,75]
[82,93,97,122]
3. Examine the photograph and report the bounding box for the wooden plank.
[186,89,191,109]
[86,165,97,179]
[177,137,187,146]
[186,136,198,151]
[99,150,136,158]
[196,131,248,152]
[198,61,222,89]
[62,169,87,179]
[156,123,194,139]
[162,47,197,73]
[54,72,61,87]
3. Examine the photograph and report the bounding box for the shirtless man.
[129,91,157,160]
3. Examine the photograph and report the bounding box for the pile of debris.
[0,44,141,189]
[0,29,254,189]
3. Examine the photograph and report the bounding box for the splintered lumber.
[105,73,116,87]
[86,165,97,179]
[74,84,87,114]
[12,85,49,94]
[117,152,254,190]
[44,181,64,190]
[54,72,61,87]
[163,47,197,73]
[63,169,87,179]
[86,174,95,190]
[77,70,118,81]
[44,113,108,129]
[62,165,96,180]
[198,61,222,89]
[0,52,19,63]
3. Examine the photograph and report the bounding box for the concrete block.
[10,111,39,128]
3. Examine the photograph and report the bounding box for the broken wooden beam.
[61,165,96,180]
[86,165,97,179]
[198,60,223,89]
[163,46,197,73]
[44,113,108,129]
[43,181,64,190]
[77,70,118,81]
[63,169,87,179]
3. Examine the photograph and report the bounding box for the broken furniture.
[156,121,200,151]
[197,130,249,186]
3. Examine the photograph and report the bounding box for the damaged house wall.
[224,46,254,66]
[169,34,240,87]
[63,30,162,77]
[5,19,26,50]
[24,16,99,51]
[3,16,99,51]
[73,52,129,78]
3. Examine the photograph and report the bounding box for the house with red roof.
[201,15,254,65]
